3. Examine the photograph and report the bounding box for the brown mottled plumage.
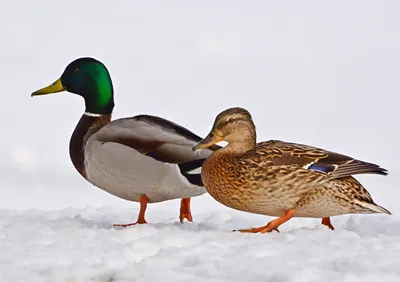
[193,107,390,233]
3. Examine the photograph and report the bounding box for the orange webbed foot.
[113,195,149,227]
[321,217,335,230]
[179,198,193,223]
[235,209,295,234]
[179,212,193,223]
[113,219,147,228]
[236,226,280,233]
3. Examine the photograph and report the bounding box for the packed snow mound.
[1,207,400,282]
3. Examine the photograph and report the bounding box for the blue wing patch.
[308,164,330,173]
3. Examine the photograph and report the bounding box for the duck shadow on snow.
[68,212,400,237]
[71,214,221,232]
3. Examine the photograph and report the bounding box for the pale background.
[2,1,400,281]
[1,0,399,214]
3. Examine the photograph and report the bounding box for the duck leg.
[179,198,193,223]
[238,209,295,233]
[113,195,148,227]
[321,217,335,230]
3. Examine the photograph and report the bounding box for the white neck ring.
[84,112,103,117]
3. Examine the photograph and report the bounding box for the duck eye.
[74,68,79,73]
[228,118,234,123]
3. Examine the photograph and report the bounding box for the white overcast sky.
[1,0,399,210]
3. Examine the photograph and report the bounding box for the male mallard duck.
[193,107,390,233]
[31,57,219,226]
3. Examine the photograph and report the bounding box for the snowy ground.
[2,1,400,281]
[2,202,400,282]
[1,167,400,282]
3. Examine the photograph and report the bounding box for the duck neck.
[69,113,112,179]
[221,139,256,155]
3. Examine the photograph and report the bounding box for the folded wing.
[91,115,221,186]
[255,140,387,179]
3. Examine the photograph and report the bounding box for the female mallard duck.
[193,107,390,233]
[31,57,219,226]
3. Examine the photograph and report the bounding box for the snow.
[2,0,400,281]
[2,205,400,282]
[2,169,400,282]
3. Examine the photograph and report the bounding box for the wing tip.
[373,166,389,176]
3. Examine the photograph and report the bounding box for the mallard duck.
[193,107,390,233]
[31,57,220,226]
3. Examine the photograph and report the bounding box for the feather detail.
[327,160,388,179]
[353,199,391,215]
[178,159,205,186]
[92,115,219,164]
[253,140,388,179]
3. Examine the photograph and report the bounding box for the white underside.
[84,139,206,203]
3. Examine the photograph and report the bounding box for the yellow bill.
[31,78,65,96]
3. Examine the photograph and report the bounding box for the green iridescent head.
[31,57,115,114]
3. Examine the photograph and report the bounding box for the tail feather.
[354,199,391,215]
[178,159,205,187]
